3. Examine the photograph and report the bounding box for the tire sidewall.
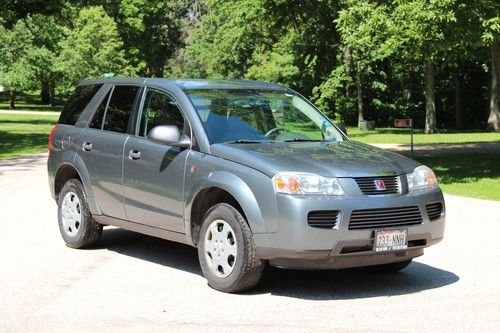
[198,204,252,292]
[57,179,93,248]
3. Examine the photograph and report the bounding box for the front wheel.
[198,203,264,293]
[57,179,102,249]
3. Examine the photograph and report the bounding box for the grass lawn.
[416,154,500,201]
[0,94,63,112]
[1,112,498,201]
[348,127,500,144]
[0,113,59,159]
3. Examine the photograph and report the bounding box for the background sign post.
[394,118,414,158]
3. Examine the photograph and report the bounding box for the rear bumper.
[253,188,445,269]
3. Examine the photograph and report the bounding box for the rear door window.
[59,84,102,125]
[103,85,139,134]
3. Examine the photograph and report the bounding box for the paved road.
[1,154,499,332]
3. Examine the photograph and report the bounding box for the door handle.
[128,149,141,160]
[82,142,93,151]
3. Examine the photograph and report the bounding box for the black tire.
[368,259,413,273]
[198,203,264,293]
[57,179,102,249]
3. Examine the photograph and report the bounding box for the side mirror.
[336,124,347,136]
[148,125,191,148]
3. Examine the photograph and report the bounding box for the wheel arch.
[185,171,266,246]
[54,156,100,215]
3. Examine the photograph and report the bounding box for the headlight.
[273,172,345,195]
[406,166,438,192]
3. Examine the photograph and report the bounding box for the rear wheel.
[198,203,264,293]
[58,179,102,248]
[368,259,413,273]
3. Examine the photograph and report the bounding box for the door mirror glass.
[148,125,191,147]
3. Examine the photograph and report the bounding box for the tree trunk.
[424,61,437,133]
[343,47,353,124]
[356,66,365,127]
[41,80,50,104]
[49,81,55,106]
[9,91,16,109]
[453,69,463,130]
[487,39,500,131]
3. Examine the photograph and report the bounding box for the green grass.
[1,113,498,201]
[416,154,500,201]
[0,94,63,112]
[348,127,500,144]
[0,113,59,159]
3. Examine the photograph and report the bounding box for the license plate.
[374,229,408,252]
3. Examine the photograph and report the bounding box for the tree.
[0,0,65,27]
[335,0,392,126]
[389,0,458,133]
[483,16,500,131]
[184,0,341,97]
[78,0,190,77]
[23,14,65,105]
[0,21,35,108]
[184,0,269,79]
[56,6,132,88]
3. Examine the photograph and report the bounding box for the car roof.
[78,77,289,91]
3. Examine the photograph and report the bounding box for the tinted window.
[89,91,111,129]
[103,85,139,133]
[138,89,185,137]
[59,84,102,125]
[186,89,344,144]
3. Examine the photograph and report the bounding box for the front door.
[122,88,189,233]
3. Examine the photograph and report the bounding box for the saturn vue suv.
[47,78,446,292]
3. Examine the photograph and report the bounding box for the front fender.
[185,171,270,234]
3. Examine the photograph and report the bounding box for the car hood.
[209,140,420,178]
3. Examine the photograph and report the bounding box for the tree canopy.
[0,0,499,131]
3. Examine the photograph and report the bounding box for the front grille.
[354,175,401,195]
[349,206,423,230]
[308,210,340,229]
[426,202,443,221]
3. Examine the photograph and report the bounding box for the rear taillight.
[48,124,60,158]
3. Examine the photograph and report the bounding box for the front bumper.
[254,188,445,269]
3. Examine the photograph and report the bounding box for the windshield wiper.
[225,139,266,144]
[283,139,323,142]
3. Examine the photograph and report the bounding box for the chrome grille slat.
[308,210,340,229]
[350,210,422,217]
[426,202,443,221]
[349,206,422,230]
[353,175,401,195]
[350,215,423,223]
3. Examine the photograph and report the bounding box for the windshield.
[186,89,345,144]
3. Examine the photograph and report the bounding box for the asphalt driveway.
[0,153,499,332]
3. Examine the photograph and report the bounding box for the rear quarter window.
[59,84,102,125]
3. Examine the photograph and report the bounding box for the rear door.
[122,87,189,233]
[77,85,141,220]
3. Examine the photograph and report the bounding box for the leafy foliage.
[0,0,499,131]
[56,6,132,89]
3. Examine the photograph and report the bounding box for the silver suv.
[48,78,445,292]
